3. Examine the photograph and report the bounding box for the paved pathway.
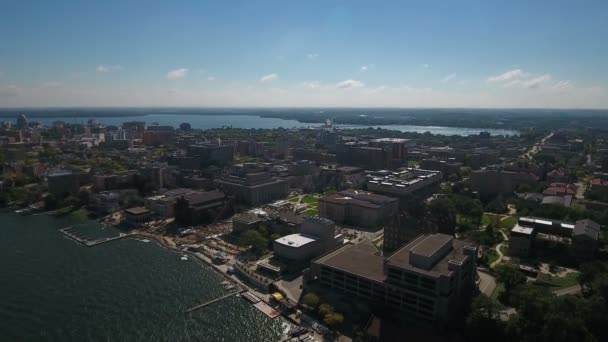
[553,284,582,297]
[477,270,497,296]
[490,230,509,268]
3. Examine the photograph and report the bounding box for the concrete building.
[365,168,442,198]
[336,142,392,170]
[319,189,398,229]
[273,216,343,268]
[471,170,538,197]
[91,191,120,213]
[187,143,234,167]
[216,163,289,206]
[310,234,477,327]
[144,188,197,218]
[369,138,412,167]
[509,216,600,260]
[124,207,152,226]
[47,170,80,197]
[420,158,462,176]
[174,190,228,225]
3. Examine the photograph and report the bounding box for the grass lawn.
[303,208,319,216]
[484,249,499,266]
[288,196,299,203]
[302,196,319,205]
[500,216,518,230]
[482,213,502,227]
[537,272,580,288]
[491,283,505,301]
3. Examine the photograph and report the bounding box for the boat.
[180,255,189,261]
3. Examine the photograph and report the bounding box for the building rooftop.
[274,234,317,248]
[386,234,474,277]
[125,207,150,215]
[314,239,385,282]
[512,224,535,235]
[410,234,452,258]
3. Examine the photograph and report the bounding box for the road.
[522,132,553,160]
[477,270,497,296]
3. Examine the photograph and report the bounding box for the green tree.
[323,312,344,327]
[318,303,334,316]
[44,194,59,210]
[495,265,527,304]
[240,230,268,253]
[466,295,506,342]
[302,293,319,308]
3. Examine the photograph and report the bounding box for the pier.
[59,227,133,247]
[185,288,246,313]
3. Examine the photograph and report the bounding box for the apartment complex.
[319,189,398,229]
[310,234,477,327]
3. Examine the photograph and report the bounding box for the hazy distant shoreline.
[0,107,606,131]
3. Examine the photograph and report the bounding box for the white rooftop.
[512,224,535,235]
[274,234,317,248]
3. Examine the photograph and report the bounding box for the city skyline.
[1,0,608,108]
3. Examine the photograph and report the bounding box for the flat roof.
[410,234,452,257]
[386,234,473,277]
[274,234,316,248]
[125,207,150,215]
[512,224,535,235]
[314,239,385,282]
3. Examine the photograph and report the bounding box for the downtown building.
[310,234,477,328]
[215,163,289,206]
[319,189,398,229]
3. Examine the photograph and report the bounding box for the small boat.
[180,255,189,261]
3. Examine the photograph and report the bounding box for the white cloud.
[522,74,551,89]
[307,53,319,60]
[421,64,430,69]
[207,76,215,81]
[336,79,365,89]
[96,65,123,73]
[301,81,321,89]
[260,73,278,83]
[166,68,188,80]
[43,81,62,88]
[360,64,375,72]
[488,69,525,82]
[552,80,573,91]
[442,73,456,83]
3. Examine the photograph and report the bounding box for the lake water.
[0,212,285,341]
[29,114,518,136]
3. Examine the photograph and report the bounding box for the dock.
[185,288,246,313]
[59,226,133,247]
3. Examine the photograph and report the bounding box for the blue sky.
[1,0,607,108]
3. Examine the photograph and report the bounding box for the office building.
[310,234,477,327]
[365,169,442,198]
[47,170,80,197]
[336,142,392,170]
[216,163,289,206]
[187,143,234,167]
[319,189,398,229]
